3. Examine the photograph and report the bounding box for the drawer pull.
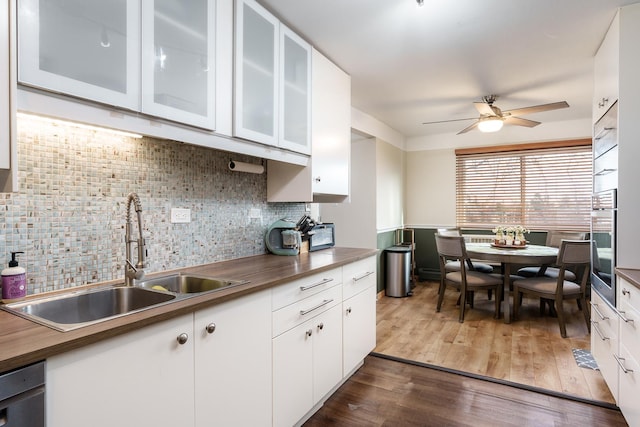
[614,354,634,374]
[592,303,609,320]
[622,288,631,296]
[300,278,333,291]
[598,97,609,108]
[353,271,374,282]
[594,126,615,140]
[300,299,334,316]
[618,311,634,323]
[591,322,609,341]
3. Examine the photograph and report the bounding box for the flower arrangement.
[492,225,529,246]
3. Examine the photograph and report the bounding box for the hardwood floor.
[304,355,627,427]
[374,281,615,404]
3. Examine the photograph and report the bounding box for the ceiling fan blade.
[457,121,480,134]
[504,116,540,127]
[474,102,496,116]
[502,101,569,117]
[422,117,477,125]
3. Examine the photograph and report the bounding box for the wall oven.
[591,189,616,306]
[591,101,618,307]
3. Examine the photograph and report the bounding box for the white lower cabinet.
[46,314,195,427]
[342,256,377,375]
[618,279,640,427]
[273,302,343,427]
[343,285,377,376]
[591,290,619,402]
[45,257,377,427]
[47,290,272,427]
[195,289,272,427]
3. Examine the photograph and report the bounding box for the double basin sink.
[2,274,248,332]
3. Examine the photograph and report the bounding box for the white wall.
[320,137,377,249]
[376,138,405,231]
[404,149,456,228]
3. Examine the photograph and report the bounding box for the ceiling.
[260,0,640,146]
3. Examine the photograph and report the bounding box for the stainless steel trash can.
[385,246,412,297]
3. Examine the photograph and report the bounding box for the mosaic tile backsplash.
[0,116,305,296]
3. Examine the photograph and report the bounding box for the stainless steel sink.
[2,286,176,332]
[135,273,246,294]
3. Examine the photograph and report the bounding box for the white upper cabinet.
[279,25,311,154]
[18,0,140,110]
[234,0,278,146]
[141,0,216,129]
[1,1,11,170]
[593,10,619,123]
[267,49,350,202]
[234,0,311,154]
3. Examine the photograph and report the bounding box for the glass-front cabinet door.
[279,25,311,155]
[17,0,140,110]
[141,0,216,129]
[234,0,279,146]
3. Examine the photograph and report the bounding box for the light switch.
[171,208,191,223]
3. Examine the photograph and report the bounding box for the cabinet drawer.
[272,268,342,311]
[342,257,377,300]
[591,292,618,337]
[273,284,342,337]
[619,299,640,358]
[619,279,640,313]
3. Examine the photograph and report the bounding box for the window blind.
[456,144,592,231]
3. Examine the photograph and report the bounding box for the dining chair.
[517,231,586,280]
[434,234,503,323]
[512,240,591,338]
[436,228,494,274]
[516,231,586,316]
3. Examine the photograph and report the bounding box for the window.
[455,140,592,231]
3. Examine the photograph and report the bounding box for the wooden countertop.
[616,267,640,289]
[0,247,378,373]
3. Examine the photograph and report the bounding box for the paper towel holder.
[228,159,265,174]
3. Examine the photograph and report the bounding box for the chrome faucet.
[124,192,147,286]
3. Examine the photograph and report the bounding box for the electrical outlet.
[171,208,191,223]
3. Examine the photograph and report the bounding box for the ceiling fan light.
[477,117,504,133]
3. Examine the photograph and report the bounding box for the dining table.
[465,242,559,323]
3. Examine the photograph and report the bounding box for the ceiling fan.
[423,95,570,135]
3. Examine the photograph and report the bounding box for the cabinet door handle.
[205,323,216,334]
[300,299,334,316]
[305,329,313,338]
[592,303,609,320]
[622,288,630,296]
[346,307,352,314]
[176,333,189,345]
[353,271,374,282]
[314,176,321,183]
[317,322,324,330]
[591,322,609,341]
[614,354,634,373]
[618,311,634,323]
[598,97,609,108]
[300,278,333,291]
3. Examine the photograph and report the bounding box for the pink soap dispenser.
[2,251,27,303]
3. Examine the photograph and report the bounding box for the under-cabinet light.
[17,112,144,139]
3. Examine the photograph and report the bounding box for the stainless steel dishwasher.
[0,361,45,427]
